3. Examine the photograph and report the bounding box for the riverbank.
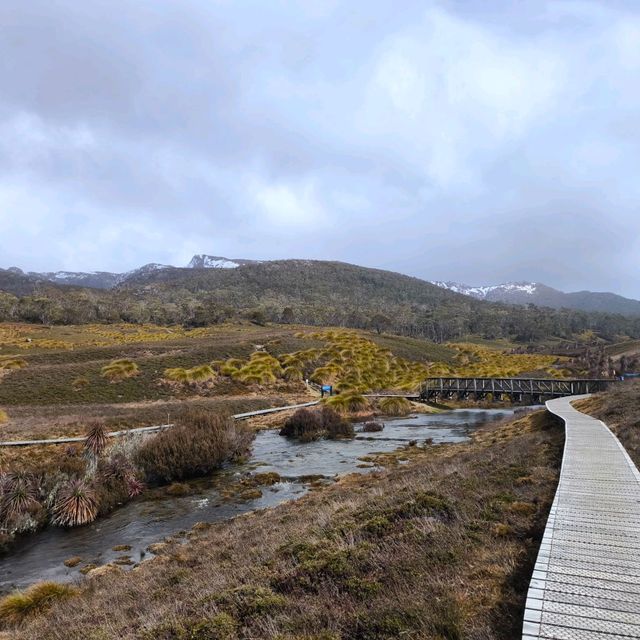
[6,409,564,639]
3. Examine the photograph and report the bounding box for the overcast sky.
[1,1,640,296]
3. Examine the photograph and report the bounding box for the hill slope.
[2,259,640,343]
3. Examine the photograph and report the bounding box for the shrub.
[362,421,384,433]
[280,409,323,441]
[134,410,253,484]
[52,479,98,527]
[280,407,353,440]
[378,397,412,416]
[0,581,76,624]
[320,406,354,439]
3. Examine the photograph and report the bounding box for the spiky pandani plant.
[98,453,145,498]
[0,473,39,520]
[84,421,109,457]
[126,476,145,497]
[52,479,98,527]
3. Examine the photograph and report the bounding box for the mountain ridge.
[2,257,640,317]
[431,280,640,315]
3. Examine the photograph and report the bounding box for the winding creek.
[0,407,525,593]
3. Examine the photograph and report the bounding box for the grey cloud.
[0,0,639,298]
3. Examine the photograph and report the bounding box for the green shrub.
[215,585,286,619]
[134,410,253,484]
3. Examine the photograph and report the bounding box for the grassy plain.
[0,321,569,444]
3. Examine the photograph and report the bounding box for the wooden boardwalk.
[523,395,640,639]
[0,401,320,448]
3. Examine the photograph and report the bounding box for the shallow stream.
[0,407,523,592]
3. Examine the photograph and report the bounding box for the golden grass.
[100,359,139,383]
[0,582,77,625]
[377,396,412,416]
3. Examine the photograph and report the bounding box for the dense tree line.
[2,283,640,344]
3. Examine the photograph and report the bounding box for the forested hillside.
[2,260,640,343]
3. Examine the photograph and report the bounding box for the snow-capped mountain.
[115,263,175,284]
[430,281,539,300]
[431,280,640,315]
[34,270,122,289]
[4,256,258,290]
[4,261,640,316]
[187,254,260,269]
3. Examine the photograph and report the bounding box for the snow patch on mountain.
[431,281,539,299]
[188,255,240,269]
[187,254,261,269]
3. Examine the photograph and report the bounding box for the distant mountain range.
[1,256,640,317]
[2,255,259,291]
[431,281,640,316]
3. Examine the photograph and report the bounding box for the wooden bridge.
[419,377,612,404]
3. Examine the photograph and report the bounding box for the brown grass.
[12,410,563,639]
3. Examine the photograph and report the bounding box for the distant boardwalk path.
[523,395,640,639]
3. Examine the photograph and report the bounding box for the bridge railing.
[420,377,612,400]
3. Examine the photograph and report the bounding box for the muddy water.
[0,407,522,592]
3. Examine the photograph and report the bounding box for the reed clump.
[134,410,253,484]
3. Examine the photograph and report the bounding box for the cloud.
[0,0,639,297]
